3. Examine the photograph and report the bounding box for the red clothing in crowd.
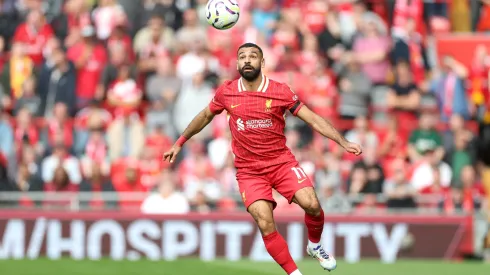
[111,158,145,210]
[66,12,92,31]
[67,43,107,100]
[392,0,425,37]
[14,124,39,158]
[46,119,74,149]
[139,158,165,190]
[302,1,328,34]
[43,182,79,208]
[107,34,135,62]
[107,79,142,116]
[85,136,108,162]
[442,185,485,213]
[74,107,113,129]
[13,23,54,65]
[468,60,490,105]
[408,34,426,85]
[111,158,144,192]
[477,3,490,32]
[145,134,173,161]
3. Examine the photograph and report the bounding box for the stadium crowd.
[0,0,489,214]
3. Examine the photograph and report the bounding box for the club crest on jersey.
[265,99,272,112]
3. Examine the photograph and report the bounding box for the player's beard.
[239,65,261,82]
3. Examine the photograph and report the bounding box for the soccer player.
[164,43,362,274]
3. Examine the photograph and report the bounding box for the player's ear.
[261,58,265,68]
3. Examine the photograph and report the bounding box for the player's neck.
[242,74,263,91]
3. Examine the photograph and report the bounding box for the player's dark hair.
[237,43,263,57]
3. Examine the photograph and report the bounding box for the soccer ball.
[205,0,240,30]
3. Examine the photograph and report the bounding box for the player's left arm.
[296,105,362,155]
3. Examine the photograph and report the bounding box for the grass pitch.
[0,259,487,275]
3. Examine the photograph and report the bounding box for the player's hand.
[342,141,362,156]
[163,145,182,163]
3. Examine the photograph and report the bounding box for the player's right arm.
[164,86,226,163]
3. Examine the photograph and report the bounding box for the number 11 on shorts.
[291,167,307,183]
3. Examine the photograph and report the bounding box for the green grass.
[0,259,488,275]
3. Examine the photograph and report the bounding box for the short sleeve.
[209,86,226,115]
[282,84,304,116]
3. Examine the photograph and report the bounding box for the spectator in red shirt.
[107,25,135,62]
[111,158,145,210]
[75,99,112,129]
[57,0,92,47]
[145,124,173,162]
[418,167,450,207]
[67,25,108,107]
[82,126,108,164]
[307,60,337,118]
[468,45,489,106]
[106,64,143,117]
[377,115,408,171]
[0,36,6,73]
[14,107,40,157]
[139,147,165,190]
[440,181,481,214]
[271,21,300,54]
[13,9,54,66]
[276,46,300,72]
[111,158,144,192]
[42,103,74,151]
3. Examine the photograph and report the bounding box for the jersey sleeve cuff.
[290,101,304,116]
[208,103,223,115]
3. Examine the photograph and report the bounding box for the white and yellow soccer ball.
[205,0,240,30]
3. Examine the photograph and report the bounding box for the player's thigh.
[247,199,276,235]
[236,171,276,210]
[272,162,314,204]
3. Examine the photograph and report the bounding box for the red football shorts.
[236,160,314,209]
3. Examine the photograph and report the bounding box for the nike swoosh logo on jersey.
[298,178,307,184]
[231,104,241,109]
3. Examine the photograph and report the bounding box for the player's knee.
[303,199,322,216]
[257,218,276,235]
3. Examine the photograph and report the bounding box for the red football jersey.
[208,75,304,170]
